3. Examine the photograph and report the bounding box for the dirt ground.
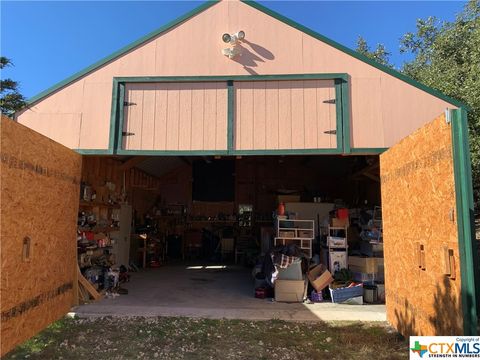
[4,317,408,360]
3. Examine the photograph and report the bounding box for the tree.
[357,1,480,208]
[0,57,26,117]
[355,36,392,67]
[400,0,480,209]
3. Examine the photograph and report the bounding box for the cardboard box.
[277,195,301,204]
[275,278,306,302]
[348,256,384,273]
[277,261,303,280]
[307,264,334,292]
[331,217,349,227]
[298,230,313,238]
[278,230,295,238]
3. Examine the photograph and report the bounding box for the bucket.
[363,285,378,303]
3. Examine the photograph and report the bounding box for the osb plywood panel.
[123,82,228,151]
[0,117,81,356]
[235,80,336,150]
[380,113,462,336]
[16,1,454,150]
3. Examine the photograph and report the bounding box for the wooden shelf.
[79,201,120,209]
[78,226,120,233]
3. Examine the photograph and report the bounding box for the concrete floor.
[73,264,386,322]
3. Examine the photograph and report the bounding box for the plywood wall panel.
[166,83,180,150]
[203,83,218,150]
[265,81,279,150]
[380,113,462,336]
[124,82,227,151]
[235,80,336,150]
[16,0,456,150]
[191,83,205,150]
[253,81,267,149]
[0,117,81,356]
[153,84,168,150]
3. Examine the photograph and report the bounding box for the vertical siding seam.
[251,85,255,150]
[177,84,180,151]
[164,87,168,151]
[189,88,193,151]
[290,82,293,149]
[276,81,279,150]
[264,81,267,150]
[78,113,83,149]
[202,87,205,150]
[79,80,86,148]
[302,81,306,149]
[214,85,218,151]
[238,84,241,151]
[152,85,157,150]
[140,90,145,150]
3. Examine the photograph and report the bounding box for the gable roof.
[25,0,466,109]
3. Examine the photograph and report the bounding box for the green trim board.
[451,108,479,335]
[21,0,466,113]
[349,148,388,154]
[241,1,468,110]
[24,1,219,106]
[74,149,113,155]
[113,73,349,83]
[334,79,344,153]
[110,74,349,155]
[341,79,351,153]
[115,148,343,156]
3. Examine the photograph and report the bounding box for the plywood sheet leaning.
[0,116,82,356]
[380,113,462,336]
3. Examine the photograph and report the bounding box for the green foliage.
[0,56,26,117]
[400,0,480,209]
[358,1,480,208]
[355,36,392,67]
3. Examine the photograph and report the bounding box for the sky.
[1,0,467,100]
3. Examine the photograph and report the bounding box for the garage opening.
[76,154,385,318]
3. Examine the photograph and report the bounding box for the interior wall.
[152,155,380,216]
[80,156,162,224]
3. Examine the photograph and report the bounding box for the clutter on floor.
[253,204,384,306]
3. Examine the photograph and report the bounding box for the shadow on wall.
[233,39,275,75]
[394,276,466,336]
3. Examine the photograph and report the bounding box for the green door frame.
[451,108,479,335]
[106,73,351,156]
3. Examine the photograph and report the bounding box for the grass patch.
[4,317,408,359]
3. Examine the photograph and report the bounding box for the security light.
[222,30,245,44]
[222,33,232,43]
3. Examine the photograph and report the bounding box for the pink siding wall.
[235,80,336,150]
[16,0,455,150]
[123,82,228,151]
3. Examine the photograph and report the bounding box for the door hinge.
[124,101,137,107]
[122,132,135,137]
[324,130,337,135]
[323,99,336,104]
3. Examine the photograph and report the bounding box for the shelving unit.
[327,226,348,273]
[274,218,314,258]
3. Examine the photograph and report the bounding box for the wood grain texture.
[0,116,81,356]
[124,82,228,151]
[235,80,336,150]
[380,113,462,336]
